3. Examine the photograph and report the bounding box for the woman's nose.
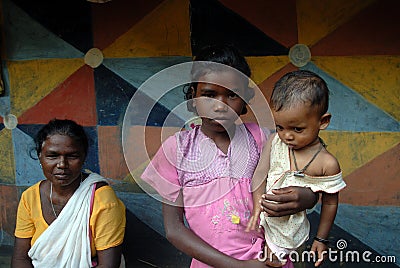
[57,157,68,168]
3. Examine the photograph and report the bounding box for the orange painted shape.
[103,0,191,57]
[340,144,400,206]
[247,56,290,85]
[18,66,97,126]
[8,59,84,117]
[297,0,375,46]
[311,0,400,55]
[98,126,129,180]
[91,0,164,49]
[219,0,298,47]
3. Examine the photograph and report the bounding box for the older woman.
[12,119,126,268]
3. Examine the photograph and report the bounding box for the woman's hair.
[271,70,330,115]
[35,118,89,158]
[184,44,254,114]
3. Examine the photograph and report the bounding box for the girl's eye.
[228,93,239,99]
[201,93,215,98]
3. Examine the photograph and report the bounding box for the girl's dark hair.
[271,70,330,115]
[35,119,89,158]
[183,44,254,114]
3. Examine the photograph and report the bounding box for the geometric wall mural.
[0,0,399,266]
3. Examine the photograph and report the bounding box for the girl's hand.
[239,259,274,267]
[310,241,328,267]
[245,206,262,232]
[261,186,318,217]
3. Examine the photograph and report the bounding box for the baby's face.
[273,104,325,150]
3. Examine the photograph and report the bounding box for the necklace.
[291,138,325,177]
[49,173,83,218]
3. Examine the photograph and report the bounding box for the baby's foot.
[263,244,287,267]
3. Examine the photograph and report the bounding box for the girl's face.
[273,103,330,150]
[193,71,246,135]
[39,134,86,187]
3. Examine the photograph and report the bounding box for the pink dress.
[142,123,293,267]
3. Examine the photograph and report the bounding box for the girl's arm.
[11,237,34,268]
[311,192,339,267]
[246,134,273,232]
[163,193,269,268]
[261,186,319,217]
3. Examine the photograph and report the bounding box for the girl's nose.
[213,98,228,112]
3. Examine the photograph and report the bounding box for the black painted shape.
[94,66,137,126]
[305,212,397,267]
[0,124,4,131]
[10,0,93,52]
[95,66,185,127]
[190,0,288,56]
[123,209,191,267]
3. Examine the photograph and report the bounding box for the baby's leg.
[263,243,287,267]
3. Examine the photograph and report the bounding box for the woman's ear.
[319,113,331,130]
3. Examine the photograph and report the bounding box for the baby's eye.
[275,125,283,131]
[294,127,303,133]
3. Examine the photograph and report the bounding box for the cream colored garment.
[28,173,107,268]
[260,135,346,249]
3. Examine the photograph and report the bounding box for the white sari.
[28,173,107,268]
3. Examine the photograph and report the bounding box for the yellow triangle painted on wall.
[0,129,15,183]
[313,56,400,120]
[247,56,289,85]
[297,0,375,46]
[103,0,191,58]
[320,131,400,177]
[8,59,84,117]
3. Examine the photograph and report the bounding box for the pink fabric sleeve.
[141,135,181,202]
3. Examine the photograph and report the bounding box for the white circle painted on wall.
[84,48,104,68]
[289,44,311,67]
[4,113,18,129]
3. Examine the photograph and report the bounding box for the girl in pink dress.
[141,44,318,267]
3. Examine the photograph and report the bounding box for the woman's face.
[39,134,86,187]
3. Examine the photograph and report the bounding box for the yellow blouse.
[15,180,126,256]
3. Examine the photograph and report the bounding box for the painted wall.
[0,0,399,266]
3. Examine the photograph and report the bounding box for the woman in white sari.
[12,119,126,268]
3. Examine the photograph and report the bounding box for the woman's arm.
[96,245,123,268]
[11,237,33,268]
[261,186,319,217]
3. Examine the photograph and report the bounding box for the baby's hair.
[35,118,89,158]
[271,70,329,115]
[184,44,254,114]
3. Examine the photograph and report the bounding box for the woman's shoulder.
[21,180,43,198]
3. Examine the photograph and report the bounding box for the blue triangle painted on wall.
[303,63,400,132]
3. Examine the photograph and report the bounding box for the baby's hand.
[311,240,328,267]
[245,205,262,232]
